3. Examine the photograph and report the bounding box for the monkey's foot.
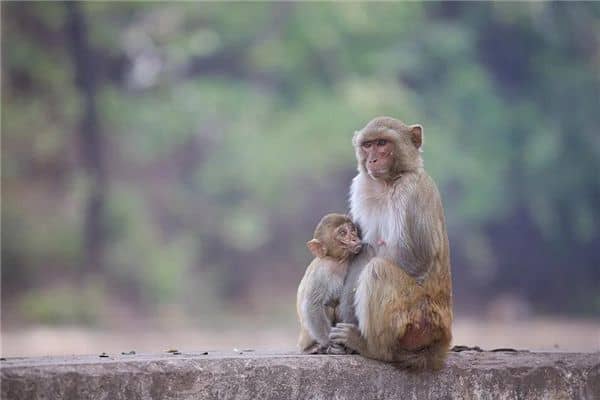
[326,343,349,355]
[303,343,328,355]
[329,323,366,354]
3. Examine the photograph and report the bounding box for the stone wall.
[2,350,598,399]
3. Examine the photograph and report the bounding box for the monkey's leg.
[325,306,348,354]
[298,327,318,354]
[330,257,418,362]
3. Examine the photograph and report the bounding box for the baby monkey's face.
[334,222,362,255]
[307,214,363,260]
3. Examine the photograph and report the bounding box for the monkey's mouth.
[350,243,363,254]
[367,167,389,179]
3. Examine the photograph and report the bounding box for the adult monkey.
[329,116,453,370]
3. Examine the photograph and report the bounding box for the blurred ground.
[2,317,598,357]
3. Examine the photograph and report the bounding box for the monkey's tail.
[395,337,451,371]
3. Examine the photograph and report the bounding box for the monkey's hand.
[329,323,367,354]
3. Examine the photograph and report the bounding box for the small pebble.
[490,348,518,353]
[451,345,483,352]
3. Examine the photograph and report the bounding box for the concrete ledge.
[1,351,599,399]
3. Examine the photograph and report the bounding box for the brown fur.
[331,117,453,370]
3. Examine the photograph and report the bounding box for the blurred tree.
[1,2,599,326]
[65,1,107,278]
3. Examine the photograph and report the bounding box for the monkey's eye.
[376,139,387,146]
[339,229,347,236]
[362,142,372,149]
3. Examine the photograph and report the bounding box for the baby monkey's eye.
[339,229,347,236]
[376,139,387,146]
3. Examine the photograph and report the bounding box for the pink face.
[361,138,395,178]
[335,222,362,254]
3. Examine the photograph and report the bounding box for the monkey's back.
[296,258,348,352]
[421,172,453,339]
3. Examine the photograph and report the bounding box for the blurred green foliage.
[19,284,103,325]
[2,2,599,325]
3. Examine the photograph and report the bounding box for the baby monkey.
[296,213,362,354]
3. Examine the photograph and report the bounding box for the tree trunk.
[65,1,106,277]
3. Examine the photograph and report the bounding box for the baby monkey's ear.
[307,239,327,258]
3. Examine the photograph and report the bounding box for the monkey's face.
[353,118,424,181]
[360,138,396,180]
[308,215,362,259]
[334,222,362,255]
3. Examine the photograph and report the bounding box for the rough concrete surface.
[1,350,598,399]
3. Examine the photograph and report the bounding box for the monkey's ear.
[307,239,327,258]
[409,124,423,149]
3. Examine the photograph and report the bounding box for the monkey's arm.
[396,181,442,283]
[339,246,374,324]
